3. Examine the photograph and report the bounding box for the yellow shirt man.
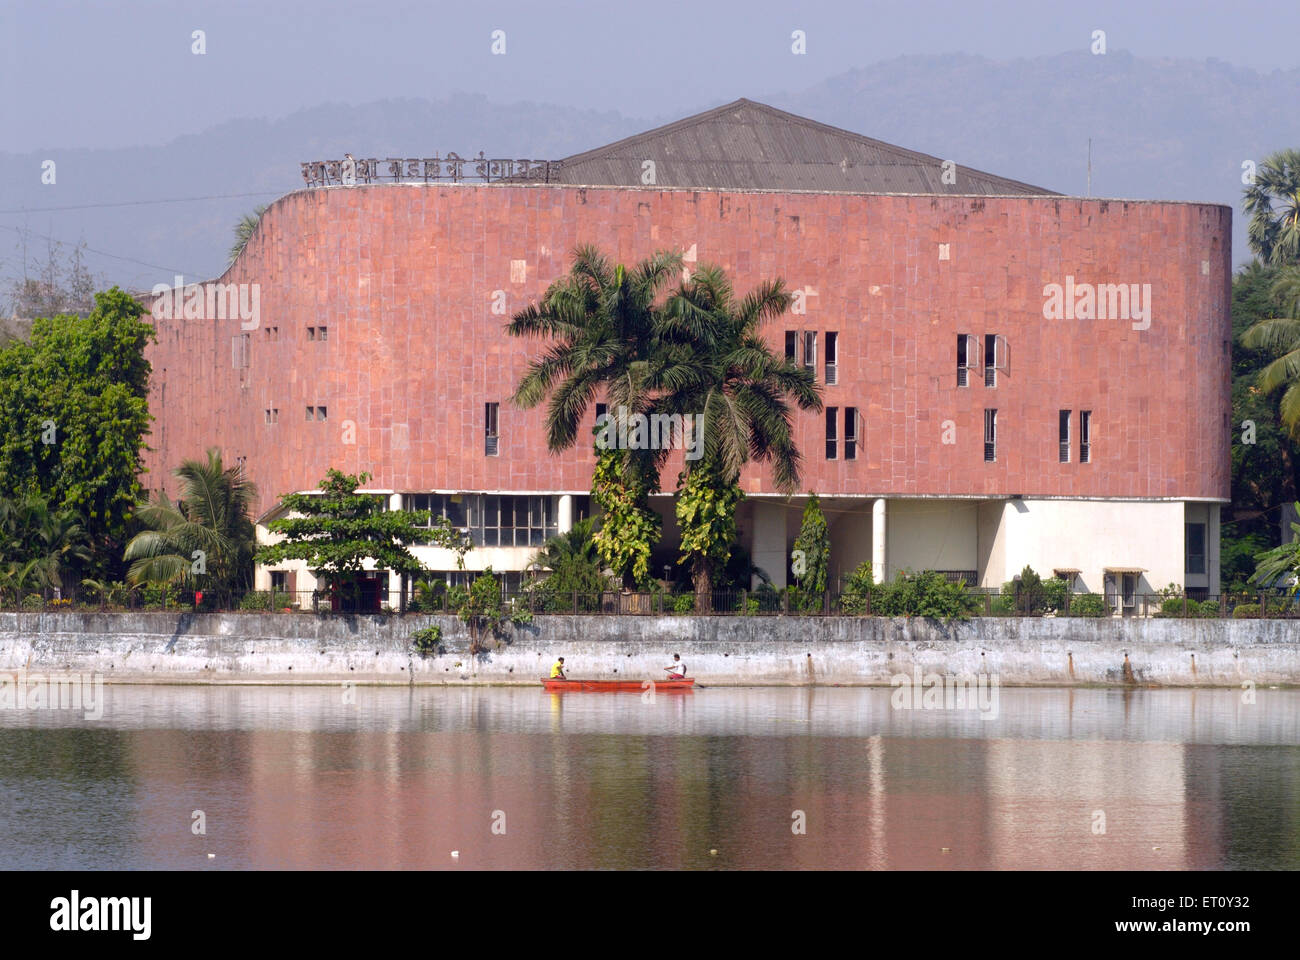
[550,658,566,679]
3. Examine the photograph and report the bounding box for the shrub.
[871,570,979,623]
[239,590,292,611]
[1156,597,1202,618]
[838,562,875,615]
[410,625,443,657]
[1042,577,1069,613]
[672,593,695,614]
[140,582,181,609]
[1001,566,1047,615]
[989,594,1017,616]
[409,578,446,613]
[1232,603,1261,619]
[21,594,44,610]
[1064,593,1106,617]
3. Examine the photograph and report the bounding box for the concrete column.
[872,498,887,583]
[388,494,405,606]
[752,500,787,590]
[1209,503,1221,596]
[557,495,574,534]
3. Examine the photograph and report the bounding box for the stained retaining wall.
[1,612,1298,686]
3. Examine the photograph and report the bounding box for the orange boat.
[540,678,695,692]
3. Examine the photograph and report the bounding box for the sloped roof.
[549,98,1057,196]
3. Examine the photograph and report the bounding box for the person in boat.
[664,654,686,680]
[550,657,567,680]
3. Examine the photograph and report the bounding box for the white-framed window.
[983,409,997,462]
[957,334,979,387]
[1059,410,1070,463]
[803,331,817,373]
[825,406,838,460]
[825,331,838,385]
[1080,410,1092,463]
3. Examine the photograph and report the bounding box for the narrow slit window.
[984,409,997,462]
[825,332,838,385]
[984,333,997,387]
[1059,410,1070,463]
[785,331,797,362]
[844,406,858,460]
[803,331,817,374]
[826,406,838,460]
[1080,410,1092,463]
[485,402,500,456]
[957,334,969,387]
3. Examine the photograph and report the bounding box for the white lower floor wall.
[253,493,1223,604]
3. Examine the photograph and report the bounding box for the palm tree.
[508,246,683,587]
[0,493,91,600]
[528,516,602,573]
[124,448,258,596]
[1245,150,1300,266]
[652,266,822,601]
[508,245,683,453]
[1239,266,1300,436]
[228,205,269,266]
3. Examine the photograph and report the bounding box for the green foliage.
[1232,602,1262,619]
[21,593,44,610]
[671,593,696,613]
[791,494,830,610]
[0,288,155,580]
[1250,502,1300,593]
[838,561,876,614]
[528,517,614,611]
[408,578,446,612]
[410,625,443,658]
[591,449,660,589]
[1244,150,1300,266]
[124,448,257,594]
[257,469,463,606]
[674,457,744,604]
[457,568,508,652]
[229,205,269,265]
[1063,593,1107,617]
[80,578,136,608]
[238,590,292,611]
[868,569,980,623]
[1042,577,1069,613]
[0,493,93,601]
[1001,565,1048,614]
[139,581,180,609]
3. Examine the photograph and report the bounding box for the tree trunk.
[693,557,713,613]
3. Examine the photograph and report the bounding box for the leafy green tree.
[590,447,660,588]
[229,205,269,265]
[256,469,466,610]
[123,448,257,595]
[791,493,830,610]
[674,457,744,606]
[1245,150,1300,266]
[0,288,154,579]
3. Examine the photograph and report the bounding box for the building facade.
[142,101,1231,607]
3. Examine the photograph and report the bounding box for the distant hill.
[2,52,1297,290]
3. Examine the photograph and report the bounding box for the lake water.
[0,685,1296,870]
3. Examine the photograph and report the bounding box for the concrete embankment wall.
[1,612,1298,687]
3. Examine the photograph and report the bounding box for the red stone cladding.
[141,184,1232,516]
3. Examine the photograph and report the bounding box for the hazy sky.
[3,0,1299,153]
